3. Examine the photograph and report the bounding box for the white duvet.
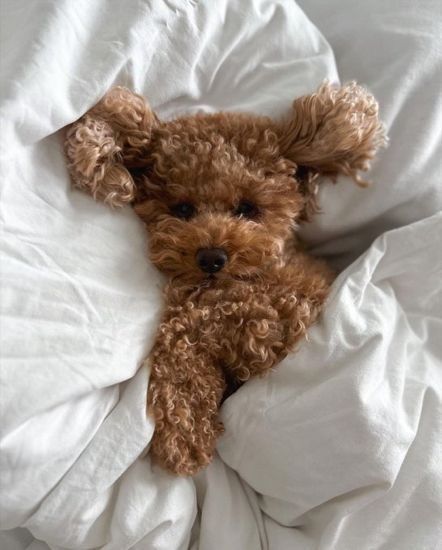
[1,1,441,549]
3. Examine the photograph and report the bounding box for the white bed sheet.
[0,1,441,549]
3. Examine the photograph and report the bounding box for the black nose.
[196,248,228,273]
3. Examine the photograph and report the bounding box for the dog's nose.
[196,248,228,273]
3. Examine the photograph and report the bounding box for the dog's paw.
[149,420,224,476]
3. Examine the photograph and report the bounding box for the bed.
[1,1,441,548]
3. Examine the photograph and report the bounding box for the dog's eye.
[233,200,259,219]
[171,202,195,220]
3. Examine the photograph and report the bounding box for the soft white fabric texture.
[0,0,440,549]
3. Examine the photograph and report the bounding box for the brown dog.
[65,83,384,475]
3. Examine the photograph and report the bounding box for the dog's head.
[133,112,306,284]
[66,84,385,284]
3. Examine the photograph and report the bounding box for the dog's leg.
[217,294,285,384]
[221,261,334,385]
[271,259,334,352]
[147,306,225,476]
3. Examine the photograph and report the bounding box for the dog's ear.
[65,87,157,207]
[278,81,386,221]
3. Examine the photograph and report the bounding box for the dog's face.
[133,113,305,284]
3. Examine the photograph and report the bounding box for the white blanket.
[1,1,441,549]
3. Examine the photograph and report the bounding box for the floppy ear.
[65,87,157,207]
[279,81,386,220]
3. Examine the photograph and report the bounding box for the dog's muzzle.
[196,248,228,273]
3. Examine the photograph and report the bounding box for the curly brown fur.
[65,82,385,475]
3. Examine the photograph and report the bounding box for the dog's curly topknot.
[65,82,385,475]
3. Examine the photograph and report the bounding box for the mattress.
[1,1,441,549]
